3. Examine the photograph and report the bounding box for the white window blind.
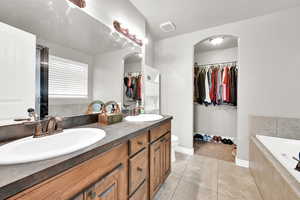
[49,56,88,98]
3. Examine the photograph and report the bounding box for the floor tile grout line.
[216,159,220,200]
[170,158,189,200]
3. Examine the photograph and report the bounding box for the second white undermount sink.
[0,128,106,165]
[125,114,163,122]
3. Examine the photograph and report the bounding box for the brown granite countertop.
[0,115,172,199]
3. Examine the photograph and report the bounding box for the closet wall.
[124,59,141,73]
[194,47,238,139]
[194,47,238,65]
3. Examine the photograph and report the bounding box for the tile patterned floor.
[194,141,236,163]
[154,153,263,200]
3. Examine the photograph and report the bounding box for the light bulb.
[144,38,149,45]
[210,37,224,45]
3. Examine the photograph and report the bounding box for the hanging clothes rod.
[195,61,238,67]
[125,71,142,76]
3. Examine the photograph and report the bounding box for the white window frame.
[48,55,89,99]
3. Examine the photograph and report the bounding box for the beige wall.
[155,6,300,160]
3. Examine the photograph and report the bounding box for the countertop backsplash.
[0,114,99,143]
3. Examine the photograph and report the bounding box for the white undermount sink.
[0,128,106,165]
[125,114,163,122]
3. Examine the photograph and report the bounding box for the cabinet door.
[162,133,171,179]
[149,139,163,198]
[84,163,127,200]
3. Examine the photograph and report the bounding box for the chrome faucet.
[23,108,63,138]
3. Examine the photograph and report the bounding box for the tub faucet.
[293,153,300,172]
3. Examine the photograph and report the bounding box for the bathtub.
[256,135,300,183]
[250,135,300,199]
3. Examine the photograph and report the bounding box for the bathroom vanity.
[0,117,172,200]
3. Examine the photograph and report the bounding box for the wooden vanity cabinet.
[9,120,172,200]
[9,144,128,200]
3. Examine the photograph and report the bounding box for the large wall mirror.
[0,0,142,122]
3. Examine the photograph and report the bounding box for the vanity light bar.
[113,21,143,46]
[67,0,86,8]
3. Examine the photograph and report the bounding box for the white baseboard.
[175,145,194,155]
[235,158,249,168]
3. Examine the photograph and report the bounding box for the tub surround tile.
[250,137,300,200]
[277,118,300,129]
[252,129,277,137]
[250,116,277,130]
[249,115,300,140]
[277,117,300,140]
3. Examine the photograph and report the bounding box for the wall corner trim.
[175,145,194,155]
[235,158,249,168]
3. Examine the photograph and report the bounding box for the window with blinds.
[49,56,88,98]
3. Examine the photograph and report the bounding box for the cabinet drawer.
[129,180,147,200]
[150,121,171,142]
[129,132,148,156]
[129,149,148,194]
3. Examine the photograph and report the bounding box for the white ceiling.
[195,36,238,53]
[0,0,141,55]
[130,0,300,39]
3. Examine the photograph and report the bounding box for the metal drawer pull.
[98,183,116,198]
[137,141,144,145]
[137,167,143,172]
[87,191,96,199]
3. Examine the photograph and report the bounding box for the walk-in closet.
[123,53,143,110]
[193,35,238,162]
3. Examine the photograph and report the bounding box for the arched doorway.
[193,35,239,162]
[122,52,143,110]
